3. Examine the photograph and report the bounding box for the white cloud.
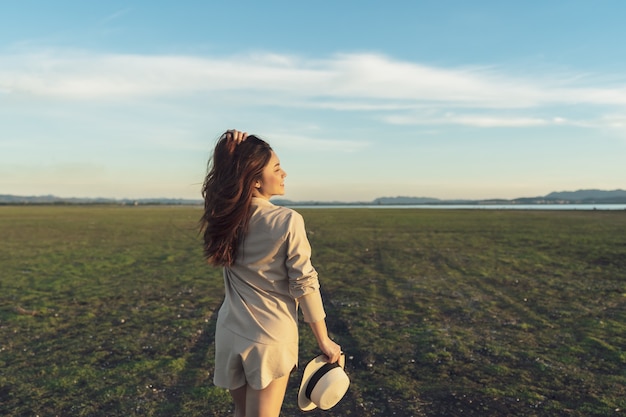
[323,54,546,107]
[384,112,551,128]
[2,48,626,129]
[265,131,369,153]
[597,113,626,131]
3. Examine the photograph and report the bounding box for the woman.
[200,130,341,417]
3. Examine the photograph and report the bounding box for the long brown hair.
[199,132,273,266]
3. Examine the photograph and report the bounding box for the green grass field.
[1,206,624,416]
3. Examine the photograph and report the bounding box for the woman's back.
[218,197,319,344]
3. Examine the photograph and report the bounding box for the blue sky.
[2,1,625,202]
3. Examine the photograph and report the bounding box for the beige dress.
[213,197,326,390]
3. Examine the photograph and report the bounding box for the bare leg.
[229,385,247,417]
[245,374,290,417]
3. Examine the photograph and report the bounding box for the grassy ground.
[1,206,624,416]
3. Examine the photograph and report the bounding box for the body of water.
[287,204,626,210]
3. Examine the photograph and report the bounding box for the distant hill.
[369,189,626,205]
[543,189,626,203]
[0,194,203,205]
[372,196,442,205]
[1,189,625,205]
[275,189,626,205]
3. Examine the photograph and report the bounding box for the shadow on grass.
[155,303,227,417]
[152,296,369,416]
[282,310,366,417]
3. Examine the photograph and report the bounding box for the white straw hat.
[298,354,350,411]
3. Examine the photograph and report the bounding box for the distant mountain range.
[0,195,202,205]
[365,189,626,206]
[2,189,625,206]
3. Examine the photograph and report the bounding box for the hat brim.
[298,354,346,411]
